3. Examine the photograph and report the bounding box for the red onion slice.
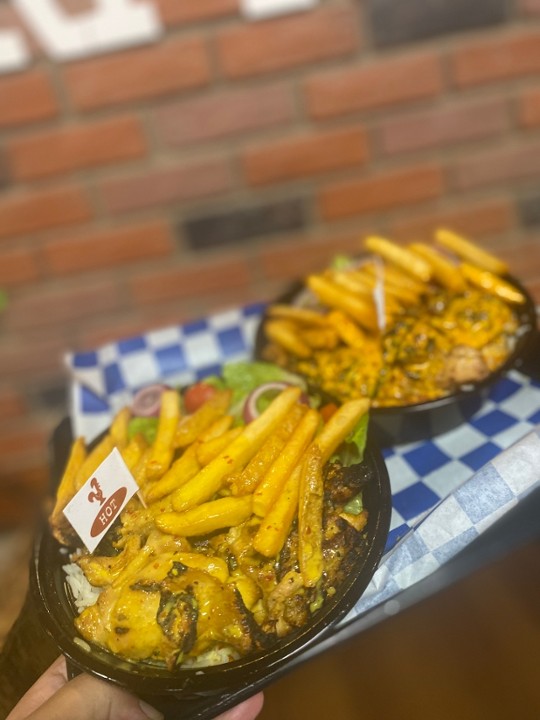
[131,383,170,417]
[243,382,294,423]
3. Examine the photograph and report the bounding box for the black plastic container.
[254,276,538,446]
[28,421,391,720]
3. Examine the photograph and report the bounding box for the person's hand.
[7,656,264,720]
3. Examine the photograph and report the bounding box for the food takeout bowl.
[30,419,391,718]
[254,275,538,447]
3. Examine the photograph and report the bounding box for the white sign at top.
[241,0,319,20]
[0,0,320,75]
[1,0,162,72]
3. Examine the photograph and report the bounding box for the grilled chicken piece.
[442,345,489,386]
[75,551,262,667]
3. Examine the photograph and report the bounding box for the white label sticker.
[63,447,140,553]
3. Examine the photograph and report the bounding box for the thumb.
[23,672,163,720]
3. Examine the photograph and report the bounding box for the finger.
[7,656,68,720]
[214,693,264,720]
[15,671,163,720]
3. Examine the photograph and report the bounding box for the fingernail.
[138,699,164,720]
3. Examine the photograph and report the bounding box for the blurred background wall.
[1,0,540,526]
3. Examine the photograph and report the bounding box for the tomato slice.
[183,382,217,414]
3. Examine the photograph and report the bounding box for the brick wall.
[1,0,540,524]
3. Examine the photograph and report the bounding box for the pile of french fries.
[264,228,525,360]
[51,385,370,590]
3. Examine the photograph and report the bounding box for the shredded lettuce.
[211,361,307,413]
[330,254,354,271]
[332,412,369,467]
[343,492,364,515]
[127,417,159,444]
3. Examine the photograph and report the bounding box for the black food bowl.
[254,276,538,446]
[30,421,391,719]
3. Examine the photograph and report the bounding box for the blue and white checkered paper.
[65,303,540,620]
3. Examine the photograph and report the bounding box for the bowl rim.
[32,428,391,697]
[254,273,538,417]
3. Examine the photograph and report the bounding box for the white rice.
[63,563,101,614]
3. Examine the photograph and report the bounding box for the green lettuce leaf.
[127,417,159,444]
[219,361,306,411]
[332,412,369,467]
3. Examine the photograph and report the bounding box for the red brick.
[452,143,540,190]
[379,97,510,155]
[319,165,445,221]
[0,387,27,422]
[5,280,123,331]
[305,53,443,120]
[523,276,540,303]
[451,30,540,87]
[43,221,174,275]
[519,89,540,127]
[260,233,362,281]
[388,199,514,242]
[243,127,369,186]
[216,6,360,79]
[7,116,147,181]
[154,83,295,147]
[0,187,92,241]
[0,70,58,128]
[0,333,67,379]
[63,38,211,111]
[130,257,251,305]
[0,424,49,468]
[496,238,540,282]
[100,158,233,215]
[517,0,540,14]
[0,247,40,286]
[0,464,49,526]
[155,0,238,25]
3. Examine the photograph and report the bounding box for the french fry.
[435,228,508,276]
[307,275,378,331]
[460,263,526,304]
[119,433,148,473]
[328,269,375,299]
[326,310,366,349]
[365,236,432,283]
[253,407,320,517]
[50,436,87,542]
[174,390,232,449]
[265,319,311,358]
[364,261,425,295]
[346,268,407,312]
[144,444,200,504]
[109,407,131,449]
[298,445,324,587]
[409,242,466,293]
[171,387,302,513]
[228,404,305,496]
[130,446,152,490]
[300,326,339,350]
[195,427,243,467]
[156,495,253,537]
[312,398,370,464]
[146,389,181,481]
[252,464,301,558]
[267,304,328,326]
[74,433,116,491]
